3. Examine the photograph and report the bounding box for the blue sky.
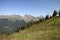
[0,0,60,17]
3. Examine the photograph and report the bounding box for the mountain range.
[0,15,41,33]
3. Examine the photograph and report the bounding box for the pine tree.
[45,15,49,20]
[52,10,57,17]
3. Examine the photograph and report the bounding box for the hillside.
[0,17,60,40]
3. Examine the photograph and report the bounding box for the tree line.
[16,10,60,32]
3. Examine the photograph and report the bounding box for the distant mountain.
[0,15,23,33]
[7,15,22,23]
[0,15,40,22]
[0,15,40,33]
[22,15,39,22]
[37,16,44,19]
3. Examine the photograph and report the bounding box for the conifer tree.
[52,10,57,17]
[45,15,49,20]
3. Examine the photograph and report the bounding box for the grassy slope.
[0,17,60,40]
